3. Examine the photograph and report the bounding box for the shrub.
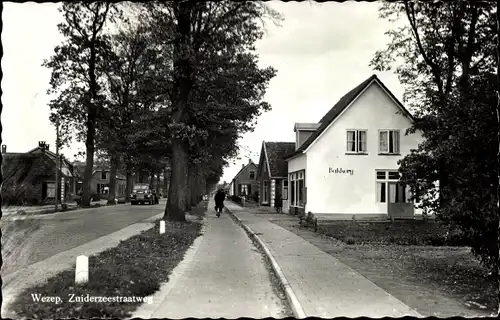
[345,236,356,245]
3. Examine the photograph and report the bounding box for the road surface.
[1,200,166,280]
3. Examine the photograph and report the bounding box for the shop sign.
[329,167,354,175]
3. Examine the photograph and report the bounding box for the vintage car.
[130,183,159,205]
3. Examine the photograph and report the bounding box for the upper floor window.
[101,171,107,180]
[379,130,400,154]
[346,130,367,153]
[249,170,255,179]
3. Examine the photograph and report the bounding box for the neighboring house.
[1,142,81,205]
[73,161,127,198]
[230,159,259,198]
[285,74,425,219]
[228,180,235,196]
[257,141,295,211]
[90,170,127,197]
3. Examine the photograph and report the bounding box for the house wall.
[91,171,127,196]
[258,158,271,205]
[286,154,307,214]
[305,82,424,215]
[233,164,259,197]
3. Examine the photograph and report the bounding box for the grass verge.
[313,219,467,246]
[226,209,293,318]
[272,219,496,317]
[10,203,205,319]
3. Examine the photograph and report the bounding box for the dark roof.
[1,153,39,187]
[286,74,415,159]
[264,142,296,177]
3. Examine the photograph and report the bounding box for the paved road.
[1,200,166,279]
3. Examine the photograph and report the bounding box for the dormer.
[294,123,321,150]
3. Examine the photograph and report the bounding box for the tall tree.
[44,2,118,206]
[148,1,280,221]
[371,2,498,272]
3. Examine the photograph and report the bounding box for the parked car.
[130,183,159,205]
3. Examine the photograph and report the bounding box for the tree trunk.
[82,107,97,207]
[165,139,189,221]
[164,1,194,221]
[164,166,169,198]
[107,155,118,205]
[125,170,133,203]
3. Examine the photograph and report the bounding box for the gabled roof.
[261,141,296,178]
[286,74,415,160]
[28,147,80,178]
[1,153,40,187]
[232,160,258,182]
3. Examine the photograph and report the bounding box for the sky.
[1,1,407,184]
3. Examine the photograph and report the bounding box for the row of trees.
[371,2,498,274]
[44,1,279,221]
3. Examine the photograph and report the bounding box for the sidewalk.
[225,201,422,318]
[1,212,164,319]
[131,199,287,318]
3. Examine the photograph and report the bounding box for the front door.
[263,180,268,204]
[387,182,414,219]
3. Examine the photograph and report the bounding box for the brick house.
[1,142,81,205]
[256,141,296,211]
[230,159,259,199]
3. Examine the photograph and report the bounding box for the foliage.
[371,2,498,271]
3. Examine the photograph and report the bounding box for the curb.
[226,207,307,319]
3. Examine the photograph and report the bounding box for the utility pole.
[55,119,60,211]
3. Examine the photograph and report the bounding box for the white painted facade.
[228,180,234,196]
[287,79,425,216]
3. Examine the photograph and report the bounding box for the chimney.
[38,141,46,148]
[248,158,252,164]
[1,145,6,154]
[242,163,245,168]
[46,144,50,150]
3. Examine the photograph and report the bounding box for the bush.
[2,184,39,206]
[345,236,356,245]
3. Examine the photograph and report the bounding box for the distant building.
[1,142,80,205]
[257,141,295,211]
[230,159,259,198]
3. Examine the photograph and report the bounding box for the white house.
[285,74,425,219]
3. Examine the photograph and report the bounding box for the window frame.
[101,171,107,180]
[249,170,255,180]
[378,129,401,154]
[346,129,368,154]
[282,180,288,200]
[376,169,411,204]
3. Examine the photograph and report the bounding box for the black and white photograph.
[1,0,499,318]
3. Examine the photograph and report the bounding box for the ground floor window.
[239,184,249,196]
[282,180,288,200]
[376,170,411,204]
[289,170,305,207]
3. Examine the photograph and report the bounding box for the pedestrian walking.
[214,189,226,217]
